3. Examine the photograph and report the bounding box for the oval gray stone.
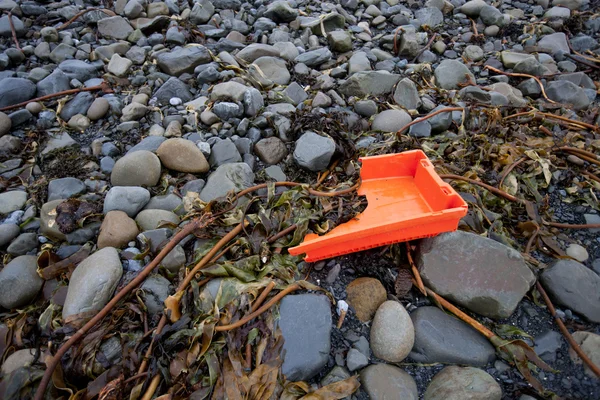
[62,247,123,320]
[111,150,162,187]
[370,300,414,362]
[360,363,418,400]
[103,186,150,217]
[0,255,43,309]
[424,366,502,400]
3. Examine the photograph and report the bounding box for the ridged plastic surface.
[288,150,468,262]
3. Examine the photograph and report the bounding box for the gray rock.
[540,260,600,322]
[60,92,94,121]
[154,77,192,105]
[370,301,414,362]
[417,231,535,318]
[0,190,27,214]
[59,60,99,82]
[302,13,345,35]
[63,247,123,320]
[354,100,378,116]
[555,72,596,89]
[346,348,368,371]
[49,43,76,63]
[0,78,36,108]
[393,78,421,110]
[500,51,535,69]
[415,7,444,27]
[135,209,179,231]
[294,47,332,67]
[570,35,598,52]
[513,57,548,76]
[144,194,183,214]
[410,306,496,366]
[87,98,110,120]
[464,45,484,61]
[424,366,502,400]
[127,136,166,154]
[348,51,371,74]
[0,255,42,309]
[327,30,352,52]
[111,150,162,187]
[160,244,186,272]
[97,16,133,40]
[409,120,432,138]
[293,131,335,171]
[37,69,70,97]
[190,0,214,24]
[140,274,171,314]
[460,0,487,17]
[7,232,38,256]
[279,294,331,381]
[236,44,280,63]
[480,5,504,26]
[538,32,570,54]
[0,349,38,375]
[255,137,288,164]
[434,60,475,90]
[0,111,10,136]
[209,138,242,167]
[0,15,24,37]
[546,80,591,110]
[0,223,19,247]
[200,163,255,202]
[544,6,571,18]
[360,364,418,400]
[210,81,249,102]
[322,366,351,387]
[459,86,492,103]
[107,54,132,77]
[243,88,264,116]
[156,45,211,76]
[372,109,411,132]
[283,82,308,105]
[338,71,400,97]
[48,177,86,201]
[534,330,563,362]
[103,186,150,217]
[264,1,298,22]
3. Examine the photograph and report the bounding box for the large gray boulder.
[338,71,401,97]
[434,60,475,90]
[103,186,150,217]
[293,131,335,172]
[279,294,331,381]
[0,78,36,108]
[62,247,123,320]
[200,163,255,202]
[416,231,535,318]
[546,80,591,110]
[156,45,211,76]
[541,260,600,322]
[409,307,496,366]
[0,255,43,309]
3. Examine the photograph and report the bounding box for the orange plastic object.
[289,150,468,262]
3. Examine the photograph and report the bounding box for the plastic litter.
[289,150,468,262]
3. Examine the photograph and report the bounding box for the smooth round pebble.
[369,300,414,362]
[25,102,43,115]
[0,111,12,136]
[424,366,502,400]
[87,97,110,120]
[169,97,182,106]
[566,243,589,262]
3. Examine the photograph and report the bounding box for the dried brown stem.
[0,83,113,112]
[505,112,598,132]
[315,159,339,187]
[267,224,298,244]
[498,157,526,188]
[406,242,426,296]
[245,281,276,369]
[235,181,359,200]
[544,221,600,229]
[484,65,555,104]
[536,282,600,378]
[582,171,600,184]
[141,375,161,400]
[539,125,553,137]
[439,174,521,203]
[412,33,437,63]
[215,284,301,331]
[6,12,20,50]
[565,54,600,70]
[34,219,204,400]
[396,107,464,135]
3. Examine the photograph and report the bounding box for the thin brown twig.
[498,157,526,188]
[6,12,20,51]
[412,33,437,63]
[565,54,600,70]
[582,171,600,184]
[536,282,600,378]
[123,372,148,384]
[267,224,298,244]
[245,281,276,369]
[439,174,521,203]
[315,159,339,187]
[0,83,113,112]
[484,65,556,104]
[525,226,539,254]
[141,375,161,400]
[405,242,426,296]
[34,218,204,400]
[539,126,553,137]
[544,221,600,229]
[215,284,301,331]
[505,112,599,132]
[396,107,464,135]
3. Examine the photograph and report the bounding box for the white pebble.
[566,243,589,262]
[169,97,183,106]
[337,300,349,315]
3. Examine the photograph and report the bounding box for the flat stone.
[279,294,332,381]
[107,53,132,77]
[0,223,19,247]
[417,231,535,318]
[434,60,475,90]
[208,138,242,167]
[103,186,150,217]
[348,51,372,74]
[156,45,211,76]
[200,163,255,202]
[98,210,139,249]
[409,306,496,366]
[0,78,36,108]
[0,255,42,309]
[294,47,332,67]
[254,137,288,165]
[346,348,368,371]
[0,349,37,375]
[293,131,335,172]
[569,331,600,378]
[140,274,171,314]
[157,138,209,173]
[546,80,591,110]
[250,56,290,86]
[360,364,418,400]
[60,92,94,121]
[87,98,110,120]
[393,78,421,110]
[534,330,563,363]
[538,32,570,54]
[541,260,600,322]
[153,77,192,105]
[111,150,162,187]
[415,7,444,28]
[7,233,38,256]
[211,81,249,102]
[424,366,502,400]
[236,44,280,63]
[144,194,183,214]
[37,69,70,97]
[126,136,165,154]
[135,209,179,231]
[282,82,308,105]
[0,15,24,38]
[339,71,400,97]
[97,16,133,40]
[0,190,27,214]
[160,244,186,272]
[372,109,411,132]
[48,177,86,201]
[63,247,123,320]
[346,277,387,322]
[370,301,414,362]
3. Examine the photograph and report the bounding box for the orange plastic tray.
[289,150,468,262]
